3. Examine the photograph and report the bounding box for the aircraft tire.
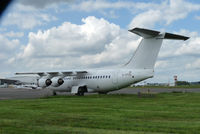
[98,92,108,94]
[53,91,57,96]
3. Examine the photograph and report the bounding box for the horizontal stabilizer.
[129,27,189,40]
[164,32,189,40]
[129,28,160,38]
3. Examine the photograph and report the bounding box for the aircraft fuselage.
[48,69,153,93]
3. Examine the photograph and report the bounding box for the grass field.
[0,93,200,134]
[132,85,200,89]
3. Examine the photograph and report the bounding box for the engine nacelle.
[51,77,64,87]
[38,78,52,88]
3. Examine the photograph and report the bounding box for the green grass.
[132,85,200,88]
[1,93,200,134]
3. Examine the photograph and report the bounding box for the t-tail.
[124,28,189,69]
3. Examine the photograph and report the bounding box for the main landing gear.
[98,91,108,95]
[75,86,87,96]
[53,91,57,96]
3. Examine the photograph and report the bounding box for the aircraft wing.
[15,72,46,76]
[62,71,87,75]
[15,71,88,77]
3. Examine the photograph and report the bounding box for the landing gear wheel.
[80,91,84,96]
[98,92,108,94]
[76,91,84,96]
[53,91,57,96]
[75,86,87,96]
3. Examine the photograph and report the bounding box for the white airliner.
[16,28,189,95]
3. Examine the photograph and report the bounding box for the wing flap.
[15,72,45,76]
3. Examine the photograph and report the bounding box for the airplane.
[15,27,189,96]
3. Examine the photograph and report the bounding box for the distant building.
[174,75,177,86]
[7,76,39,85]
[190,81,200,85]
[169,83,175,87]
[0,79,20,85]
[147,83,169,86]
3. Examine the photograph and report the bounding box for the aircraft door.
[112,71,118,88]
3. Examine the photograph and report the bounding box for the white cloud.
[155,60,169,69]
[10,16,139,71]
[1,3,57,30]
[0,35,20,71]
[6,0,200,30]
[17,0,74,9]
[195,15,200,20]
[129,10,162,28]
[71,0,156,12]
[175,36,200,56]
[20,16,120,58]
[4,31,24,38]
[186,59,200,69]
[100,10,118,19]
[129,0,200,28]
[163,0,200,24]
[0,35,19,52]
[70,0,200,27]
[2,12,57,29]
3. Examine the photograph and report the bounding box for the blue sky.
[0,0,200,84]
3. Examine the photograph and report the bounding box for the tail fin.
[124,28,189,69]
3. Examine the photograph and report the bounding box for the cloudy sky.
[0,0,200,83]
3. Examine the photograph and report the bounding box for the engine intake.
[51,77,64,87]
[38,78,52,88]
[45,79,52,86]
[58,78,64,85]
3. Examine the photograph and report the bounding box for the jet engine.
[38,78,52,88]
[51,77,64,87]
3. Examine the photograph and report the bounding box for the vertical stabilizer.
[125,28,189,69]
